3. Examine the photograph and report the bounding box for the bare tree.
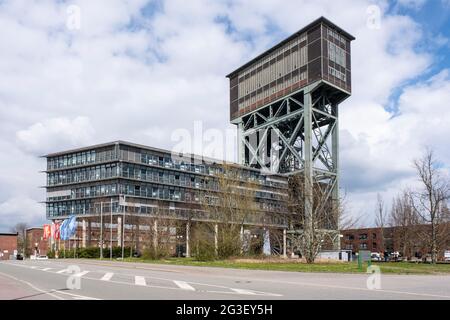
[338,191,362,230]
[390,190,419,259]
[10,222,28,254]
[410,148,450,263]
[374,193,387,252]
[288,174,341,263]
[198,164,258,259]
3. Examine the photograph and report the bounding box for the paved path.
[0,259,449,300]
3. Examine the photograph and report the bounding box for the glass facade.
[45,142,289,227]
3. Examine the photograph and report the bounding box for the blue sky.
[0,0,449,231]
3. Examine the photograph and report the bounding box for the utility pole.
[100,202,103,259]
[122,195,125,260]
[110,198,113,260]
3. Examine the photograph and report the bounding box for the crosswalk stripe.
[101,272,114,281]
[135,276,146,286]
[173,281,195,291]
[230,288,257,295]
[30,266,37,269]
[57,269,69,274]
[74,271,89,277]
[42,268,52,271]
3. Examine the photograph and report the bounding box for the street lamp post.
[122,195,125,260]
[100,202,103,259]
[110,198,113,260]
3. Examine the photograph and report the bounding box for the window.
[359,233,368,240]
[328,66,346,81]
[372,233,377,239]
[346,234,354,240]
[360,243,368,249]
[328,42,346,68]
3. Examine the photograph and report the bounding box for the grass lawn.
[120,257,450,275]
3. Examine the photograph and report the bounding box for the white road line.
[56,269,69,274]
[173,280,195,291]
[30,266,37,269]
[42,268,52,271]
[135,276,146,286]
[101,272,114,281]
[0,271,64,300]
[230,288,257,295]
[74,271,89,277]
[52,290,100,300]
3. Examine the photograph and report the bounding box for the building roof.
[0,232,18,236]
[42,140,288,177]
[26,227,43,231]
[226,16,356,78]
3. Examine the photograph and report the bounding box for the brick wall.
[0,233,18,260]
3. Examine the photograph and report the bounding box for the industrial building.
[44,141,289,256]
[43,17,354,257]
[0,233,18,260]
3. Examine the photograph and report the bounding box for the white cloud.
[0,0,449,231]
[16,117,95,155]
[0,196,45,231]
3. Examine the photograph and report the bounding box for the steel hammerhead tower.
[227,17,355,249]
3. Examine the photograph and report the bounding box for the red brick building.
[26,228,48,256]
[341,223,450,261]
[340,227,392,254]
[0,233,18,260]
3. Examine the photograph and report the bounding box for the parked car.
[16,254,23,260]
[371,252,381,261]
[36,255,48,260]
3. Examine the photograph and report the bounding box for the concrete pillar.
[153,220,158,250]
[186,221,190,258]
[283,229,287,258]
[214,223,219,256]
[82,219,87,248]
[117,216,122,246]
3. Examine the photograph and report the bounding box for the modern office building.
[44,141,289,256]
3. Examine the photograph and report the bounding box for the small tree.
[10,222,28,254]
[410,148,450,263]
[288,174,341,263]
[390,190,419,259]
[199,164,258,260]
[374,193,387,253]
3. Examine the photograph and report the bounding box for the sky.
[0,0,449,231]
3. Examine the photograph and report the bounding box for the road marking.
[101,272,114,281]
[0,271,64,300]
[56,269,69,274]
[135,276,146,286]
[52,290,100,300]
[30,266,37,269]
[42,268,52,271]
[230,288,257,295]
[74,271,89,277]
[173,281,195,291]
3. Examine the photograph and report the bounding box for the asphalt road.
[0,259,449,300]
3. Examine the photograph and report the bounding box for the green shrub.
[193,240,216,261]
[142,247,170,260]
